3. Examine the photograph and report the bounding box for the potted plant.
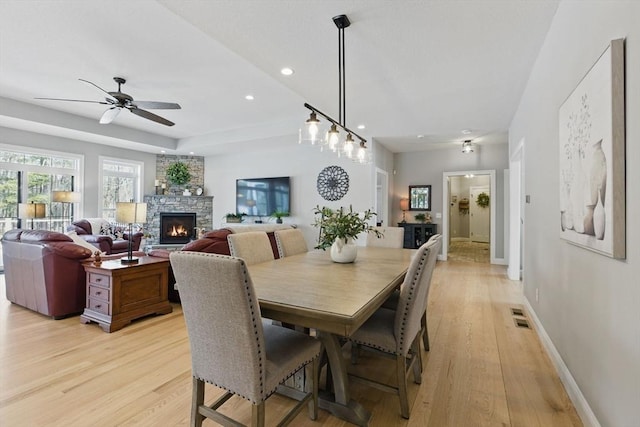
[224,213,246,223]
[312,205,381,263]
[165,161,191,185]
[414,213,427,223]
[270,211,289,224]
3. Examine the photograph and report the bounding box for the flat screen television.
[236,176,290,217]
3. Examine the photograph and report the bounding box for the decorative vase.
[183,189,192,196]
[590,139,607,206]
[571,158,586,233]
[276,217,283,224]
[593,190,605,240]
[330,237,357,263]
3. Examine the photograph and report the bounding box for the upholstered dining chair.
[348,236,441,419]
[170,251,322,427]
[227,231,275,265]
[381,233,441,351]
[365,226,405,248]
[274,228,308,258]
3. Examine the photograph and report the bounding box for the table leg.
[317,331,372,426]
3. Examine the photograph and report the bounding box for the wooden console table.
[80,256,172,332]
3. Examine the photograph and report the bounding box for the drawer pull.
[95,304,101,309]
[96,278,102,282]
[96,291,101,296]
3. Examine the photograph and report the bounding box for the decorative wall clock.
[317,165,349,201]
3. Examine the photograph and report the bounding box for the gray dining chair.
[365,226,404,248]
[169,251,322,427]
[381,233,441,351]
[227,231,275,265]
[274,228,308,257]
[348,236,441,419]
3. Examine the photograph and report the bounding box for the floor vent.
[511,307,525,317]
[514,318,530,329]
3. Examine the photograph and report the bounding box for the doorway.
[442,170,496,263]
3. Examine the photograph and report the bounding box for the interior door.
[470,185,490,243]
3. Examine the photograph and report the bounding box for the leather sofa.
[2,229,94,319]
[67,219,143,254]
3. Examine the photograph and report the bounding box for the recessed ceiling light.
[417,134,425,139]
[357,124,365,130]
[160,150,166,153]
[189,152,194,155]
[245,94,254,101]
[281,67,294,76]
[462,129,472,134]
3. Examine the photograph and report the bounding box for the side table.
[80,256,173,332]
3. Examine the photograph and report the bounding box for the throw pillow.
[66,231,105,256]
[99,223,117,240]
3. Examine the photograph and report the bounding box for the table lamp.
[400,198,409,223]
[18,201,47,229]
[115,201,147,264]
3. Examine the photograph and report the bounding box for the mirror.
[409,185,431,211]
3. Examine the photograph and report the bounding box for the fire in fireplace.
[159,212,196,244]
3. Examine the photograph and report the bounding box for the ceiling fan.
[35,77,181,126]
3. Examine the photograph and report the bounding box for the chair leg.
[396,355,410,419]
[307,357,319,420]
[411,338,422,384]
[252,402,265,427]
[421,311,430,351]
[191,377,205,427]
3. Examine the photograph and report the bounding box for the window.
[0,144,83,270]
[99,157,144,221]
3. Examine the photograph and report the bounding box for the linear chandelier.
[299,14,370,164]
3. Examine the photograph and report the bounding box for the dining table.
[248,246,415,426]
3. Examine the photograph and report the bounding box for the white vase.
[593,191,605,240]
[330,237,357,263]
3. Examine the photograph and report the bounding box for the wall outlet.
[535,288,539,302]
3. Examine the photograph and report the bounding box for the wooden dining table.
[248,246,415,426]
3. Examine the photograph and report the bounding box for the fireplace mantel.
[144,195,213,246]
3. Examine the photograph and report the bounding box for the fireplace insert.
[159,212,196,244]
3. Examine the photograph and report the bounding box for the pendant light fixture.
[462,140,474,153]
[300,14,370,164]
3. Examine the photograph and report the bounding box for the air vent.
[514,318,530,329]
[511,308,525,316]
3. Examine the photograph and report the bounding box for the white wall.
[393,143,508,258]
[204,143,374,248]
[509,2,640,425]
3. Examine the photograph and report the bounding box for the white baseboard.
[491,257,507,265]
[523,297,601,427]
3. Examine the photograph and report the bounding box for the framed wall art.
[409,185,431,211]
[559,38,625,259]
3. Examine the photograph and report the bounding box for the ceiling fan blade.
[35,97,110,105]
[132,101,181,110]
[99,107,122,124]
[128,107,175,126]
[79,78,116,99]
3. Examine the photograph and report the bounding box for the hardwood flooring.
[0,261,582,426]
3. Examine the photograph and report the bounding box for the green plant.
[224,212,246,222]
[476,192,490,208]
[414,213,427,223]
[165,161,191,185]
[312,205,381,250]
[270,211,289,223]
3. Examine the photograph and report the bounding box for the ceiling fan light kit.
[300,14,370,164]
[36,77,181,126]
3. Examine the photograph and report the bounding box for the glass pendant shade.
[328,124,339,151]
[306,112,320,141]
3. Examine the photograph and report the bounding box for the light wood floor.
[0,261,582,426]
[448,240,490,263]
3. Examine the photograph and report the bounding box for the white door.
[470,186,490,243]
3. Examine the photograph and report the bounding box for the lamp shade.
[18,202,46,219]
[53,191,81,203]
[116,202,147,224]
[400,198,409,211]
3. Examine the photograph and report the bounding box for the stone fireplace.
[144,194,213,247]
[159,212,196,244]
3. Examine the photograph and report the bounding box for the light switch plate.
[435,212,442,219]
